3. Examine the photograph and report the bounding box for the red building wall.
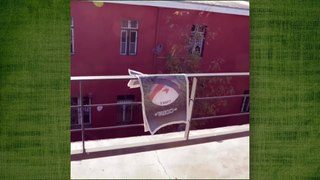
[71,1,249,141]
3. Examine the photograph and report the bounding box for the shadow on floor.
[71,130,249,161]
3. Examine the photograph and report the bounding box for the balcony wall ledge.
[71,124,249,179]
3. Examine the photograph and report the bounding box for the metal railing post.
[79,80,86,153]
[185,77,197,140]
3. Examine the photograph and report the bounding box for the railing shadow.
[71,130,249,161]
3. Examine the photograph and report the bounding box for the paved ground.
[71,124,249,179]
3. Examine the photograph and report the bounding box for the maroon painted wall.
[71,1,249,141]
[71,2,158,75]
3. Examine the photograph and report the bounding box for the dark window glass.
[71,97,91,127]
[117,95,134,124]
[130,20,138,28]
[130,31,136,42]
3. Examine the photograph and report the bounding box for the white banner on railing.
[128,69,189,134]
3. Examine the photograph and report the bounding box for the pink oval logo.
[149,84,179,106]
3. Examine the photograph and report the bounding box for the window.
[117,95,134,124]
[120,20,138,55]
[71,17,74,55]
[71,96,91,128]
[241,90,250,112]
[189,24,207,56]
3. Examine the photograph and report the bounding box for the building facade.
[71,1,250,141]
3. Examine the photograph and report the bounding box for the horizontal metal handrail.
[195,94,249,100]
[192,112,249,121]
[70,94,250,108]
[71,102,142,108]
[71,123,144,132]
[70,112,249,132]
[71,72,249,81]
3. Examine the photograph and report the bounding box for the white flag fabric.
[128,70,189,134]
[127,69,143,89]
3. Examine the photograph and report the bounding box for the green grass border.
[250,1,320,179]
[0,1,70,179]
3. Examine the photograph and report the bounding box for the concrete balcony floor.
[71,124,249,179]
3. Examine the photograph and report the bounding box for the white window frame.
[128,30,138,55]
[120,20,138,55]
[121,20,139,29]
[120,30,128,55]
[71,17,75,55]
[117,97,134,124]
[241,91,250,113]
[71,97,92,127]
[119,100,133,123]
[190,24,207,56]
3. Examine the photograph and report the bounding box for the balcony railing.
[71,72,249,158]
